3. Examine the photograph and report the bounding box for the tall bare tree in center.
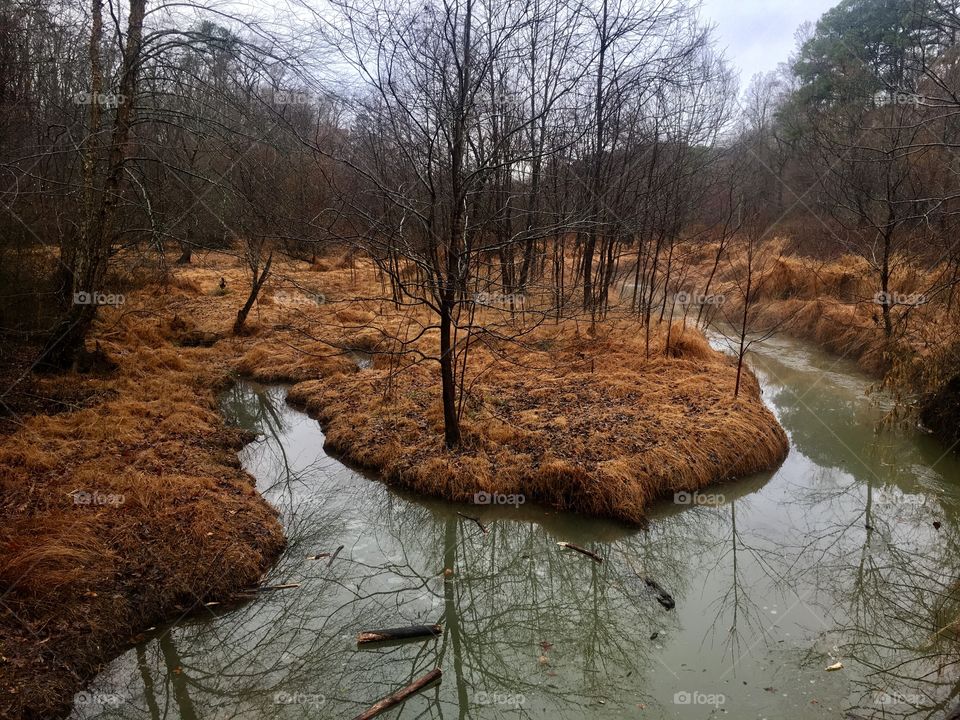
[324,0,592,447]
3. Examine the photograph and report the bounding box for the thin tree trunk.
[40,0,146,370]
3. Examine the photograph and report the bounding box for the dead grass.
[680,237,960,445]
[282,317,787,524]
[179,254,787,525]
[1,247,790,718]
[688,240,957,378]
[0,271,285,719]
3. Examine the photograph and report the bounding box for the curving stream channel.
[72,335,960,719]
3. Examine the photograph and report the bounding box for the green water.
[71,335,960,719]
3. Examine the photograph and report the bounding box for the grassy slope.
[684,241,960,443]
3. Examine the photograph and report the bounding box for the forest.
[2,0,960,718]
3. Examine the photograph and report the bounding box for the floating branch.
[328,544,344,567]
[457,511,488,534]
[357,624,442,646]
[643,577,675,610]
[557,541,603,564]
[352,668,442,720]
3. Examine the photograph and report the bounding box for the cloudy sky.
[699,0,839,82]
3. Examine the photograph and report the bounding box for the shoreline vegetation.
[682,239,960,444]
[6,0,960,716]
[1,250,789,719]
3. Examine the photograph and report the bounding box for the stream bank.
[74,332,960,719]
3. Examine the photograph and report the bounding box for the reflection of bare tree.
[158,634,197,720]
[744,452,959,717]
[728,340,960,719]
[705,499,775,667]
[75,381,721,719]
[134,647,160,720]
[74,375,960,720]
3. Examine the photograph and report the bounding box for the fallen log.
[457,511,488,534]
[352,668,442,720]
[357,624,442,646]
[557,541,603,564]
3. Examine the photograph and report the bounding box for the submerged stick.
[357,624,442,646]
[352,668,442,720]
[620,552,675,610]
[327,544,344,567]
[643,577,676,610]
[557,541,603,564]
[456,511,488,534]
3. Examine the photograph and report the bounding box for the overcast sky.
[699,0,839,82]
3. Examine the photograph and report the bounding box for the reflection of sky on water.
[74,334,960,719]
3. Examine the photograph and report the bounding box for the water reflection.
[73,336,960,719]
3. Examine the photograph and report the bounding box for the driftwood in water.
[457,511,488,534]
[643,577,675,610]
[357,624,442,646]
[307,544,345,563]
[557,541,603,564]
[328,544,344,567]
[352,668,442,720]
[620,553,675,610]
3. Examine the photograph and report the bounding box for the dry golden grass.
[0,270,285,719]
[688,240,959,378]
[163,252,788,525]
[283,318,787,524]
[2,247,790,718]
[679,236,960,447]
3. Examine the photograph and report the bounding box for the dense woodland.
[3,0,960,437]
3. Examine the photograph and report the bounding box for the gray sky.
[699,0,839,82]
